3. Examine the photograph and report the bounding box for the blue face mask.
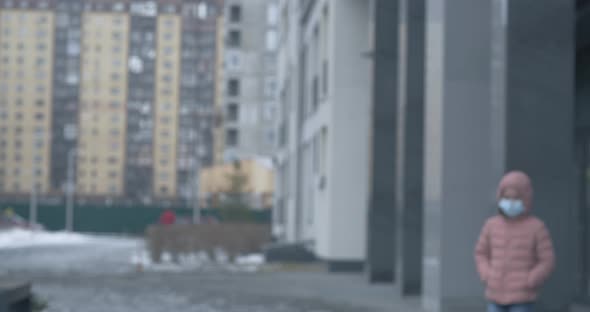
[498,198,525,218]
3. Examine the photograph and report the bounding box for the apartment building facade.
[0,0,222,206]
[218,0,278,162]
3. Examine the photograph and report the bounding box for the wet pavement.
[0,236,397,312]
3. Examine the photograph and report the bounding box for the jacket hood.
[496,171,533,214]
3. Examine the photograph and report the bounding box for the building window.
[36,30,47,39]
[227,30,241,47]
[109,171,118,178]
[160,186,168,194]
[36,100,44,107]
[230,5,241,23]
[227,103,239,122]
[226,129,239,147]
[323,60,329,95]
[312,75,319,110]
[35,113,45,121]
[228,79,240,96]
[113,13,123,23]
[162,75,172,83]
[265,30,278,51]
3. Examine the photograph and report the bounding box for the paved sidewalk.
[243,270,423,312]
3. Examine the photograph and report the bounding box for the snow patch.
[0,229,92,249]
[235,254,265,266]
[130,249,266,273]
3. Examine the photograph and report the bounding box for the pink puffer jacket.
[474,171,555,305]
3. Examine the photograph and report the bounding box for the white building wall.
[325,0,372,261]
[274,0,302,243]
[295,0,372,261]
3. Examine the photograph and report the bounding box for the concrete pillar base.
[327,261,364,273]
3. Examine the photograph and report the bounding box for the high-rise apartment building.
[0,4,54,195]
[52,0,83,194]
[217,0,278,162]
[78,11,130,197]
[0,0,222,206]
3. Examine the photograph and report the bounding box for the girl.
[475,171,555,312]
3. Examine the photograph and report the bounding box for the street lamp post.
[29,132,43,229]
[29,177,37,228]
[192,156,201,225]
[65,148,76,232]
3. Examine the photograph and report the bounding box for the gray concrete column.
[503,1,576,311]
[422,1,497,311]
[395,0,425,296]
[366,0,399,283]
[422,0,577,311]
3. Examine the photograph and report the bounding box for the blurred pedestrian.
[475,171,555,312]
[159,209,176,226]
